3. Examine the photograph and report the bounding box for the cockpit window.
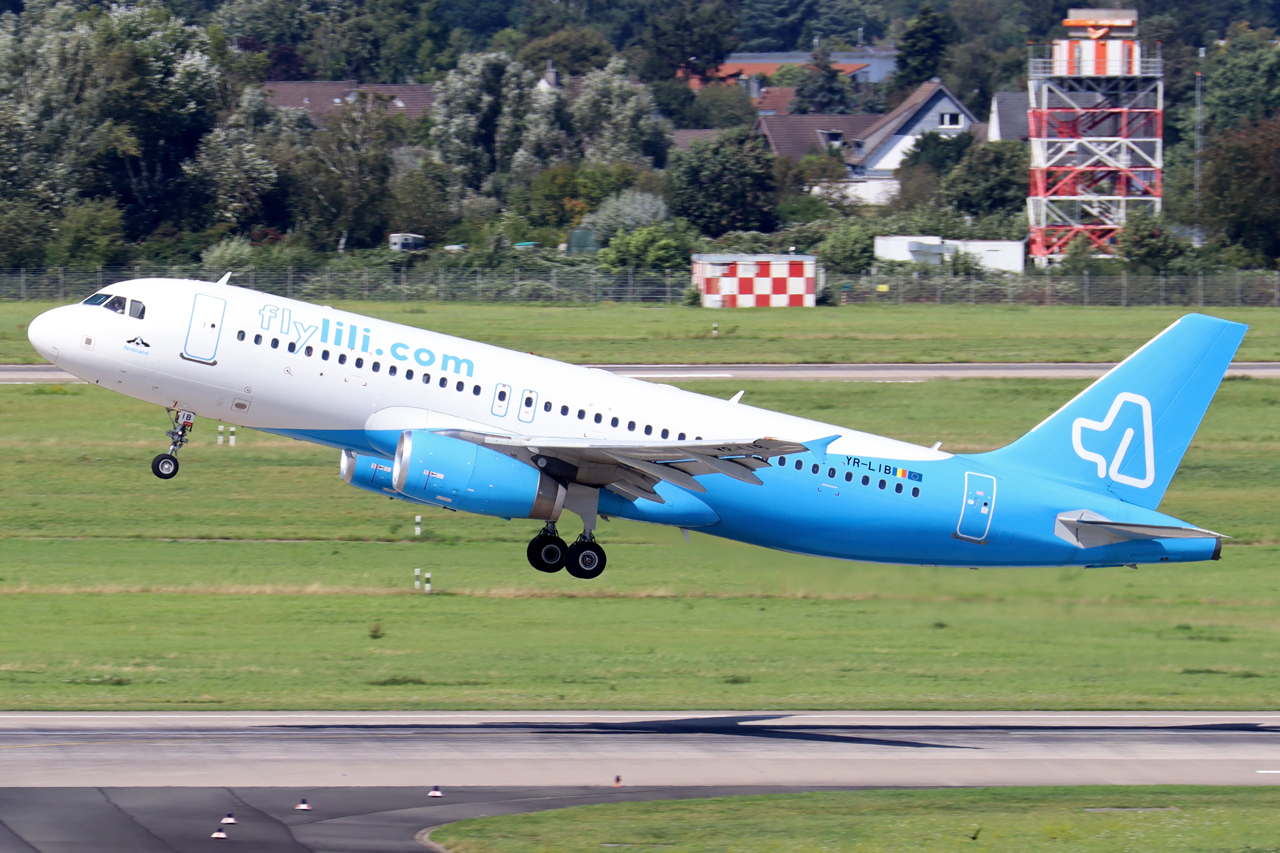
[82,293,111,306]
[103,295,127,314]
[128,300,145,319]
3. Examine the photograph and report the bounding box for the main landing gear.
[526,524,607,580]
[152,409,195,480]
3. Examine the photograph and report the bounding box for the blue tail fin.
[979,314,1247,510]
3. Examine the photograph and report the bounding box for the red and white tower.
[1027,10,1163,263]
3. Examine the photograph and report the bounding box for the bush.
[582,190,670,241]
[597,221,701,271]
[45,200,131,267]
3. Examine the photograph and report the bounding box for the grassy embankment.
[0,378,1277,709]
[433,787,1280,853]
[2,301,1278,364]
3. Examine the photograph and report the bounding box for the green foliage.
[45,201,131,267]
[686,86,758,129]
[1201,114,1280,258]
[939,140,1028,216]
[0,201,56,268]
[900,131,973,176]
[769,63,807,87]
[776,194,834,224]
[639,0,739,83]
[388,157,456,246]
[791,44,855,115]
[596,221,700,271]
[515,26,613,76]
[1201,24,1280,135]
[815,219,875,273]
[669,128,777,237]
[892,3,955,91]
[1118,208,1190,273]
[737,0,885,53]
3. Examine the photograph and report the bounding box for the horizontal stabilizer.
[1055,509,1227,549]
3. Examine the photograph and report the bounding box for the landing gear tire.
[527,534,568,573]
[565,540,606,580]
[151,453,179,480]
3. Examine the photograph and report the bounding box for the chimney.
[543,59,560,90]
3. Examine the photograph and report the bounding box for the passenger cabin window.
[627,421,636,431]
[305,346,313,356]
[371,361,380,372]
[82,293,111,306]
[544,401,552,412]
[560,405,569,416]
[661,429,669,439]
[577,409,585,420]
[338,353,347,364]
[288,342,297,353]
[795,460,803,470]
[128,300,145,319]
[456,381,464,392]
[271,338,279,349]
[862,475,870,485]
[405,369,413,380]
[594,414,602,424]
[355,357,364,368]
[472,385,481,395]
[388,365,396,376]
[322,350,330,360]
[844,472,853,482]
[254,334,263,345]
[644,425,652,436]
[611,417,619,427]
[811,464,820,474]
[104,295,127,314]
[678,433,686,440]
[237,331,245,341]
[439,377,447,388]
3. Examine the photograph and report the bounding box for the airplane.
[26,276,1246,578]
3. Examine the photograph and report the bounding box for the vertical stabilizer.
[978,314,1246,509]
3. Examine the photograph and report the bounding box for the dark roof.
[672,129,725,150]
[752,86,795,116]
[843,79,977,166]
[262,81,435,121]
[753,114,882,160]
[990,91,1029,141]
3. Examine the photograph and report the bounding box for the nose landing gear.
[152,409,195,480]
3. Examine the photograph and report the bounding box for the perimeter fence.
[1,266,1278,307]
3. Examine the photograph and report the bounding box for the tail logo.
[1072,392,1155,489]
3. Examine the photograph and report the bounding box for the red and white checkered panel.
[694,258,816,307]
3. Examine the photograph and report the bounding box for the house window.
[940,113,962,127]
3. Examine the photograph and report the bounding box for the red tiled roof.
[261,81,435,121]
[752,87,795,115]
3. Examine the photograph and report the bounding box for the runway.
[4,711,1280,789]
[3,712,1280,850]
[5,361,1280,384]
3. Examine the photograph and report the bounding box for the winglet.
[215,272,233,286]
[802,434,842,464]
[728,390,744,404]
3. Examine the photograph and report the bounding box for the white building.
[874,235,1026,273]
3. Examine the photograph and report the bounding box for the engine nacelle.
[392,430,565,520]
[340,450,439,505]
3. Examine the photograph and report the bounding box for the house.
[751,86,795,116]
[692,47,898,89]
[262,81,435,122]
[753,79,979,204]
[988,91,1030,142]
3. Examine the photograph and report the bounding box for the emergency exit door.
[956,472,997,541]
[183,293,226,364]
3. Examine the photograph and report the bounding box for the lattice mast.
[1027,9,1163,264]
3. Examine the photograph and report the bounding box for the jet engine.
[340,449,441,504]
[392,430,565,520]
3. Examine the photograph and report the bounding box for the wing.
[434,429,809,504]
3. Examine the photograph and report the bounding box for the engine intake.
[392,430,565,520]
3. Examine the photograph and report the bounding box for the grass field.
[4,300,1279,364]
[432,787,1280,853]
[0,378,1277,709]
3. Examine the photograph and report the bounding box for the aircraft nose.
[27,308,65,364]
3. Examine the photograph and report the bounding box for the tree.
[939,140,1027,216]
[1118,207,1189,272]
[1201,25,1280,135]
[1201,114,1280,258]
[686,85,758,128]
[791,44,855,115]
[571,58,672,168]
[892,4,954,91]
[596,221,700,270]
[901,132,974,175]
[815,219,875,272]
[388,156,454,246]
[640,0,739,84]
[45,200,131,267]
[510,85,574,179]
[430,52,537,194]
[300,94,394,251]
[515,26,613,77]
[582,190,670,242]
[669,127,777,236]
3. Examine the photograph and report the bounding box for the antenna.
[1194,47,1205,247]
